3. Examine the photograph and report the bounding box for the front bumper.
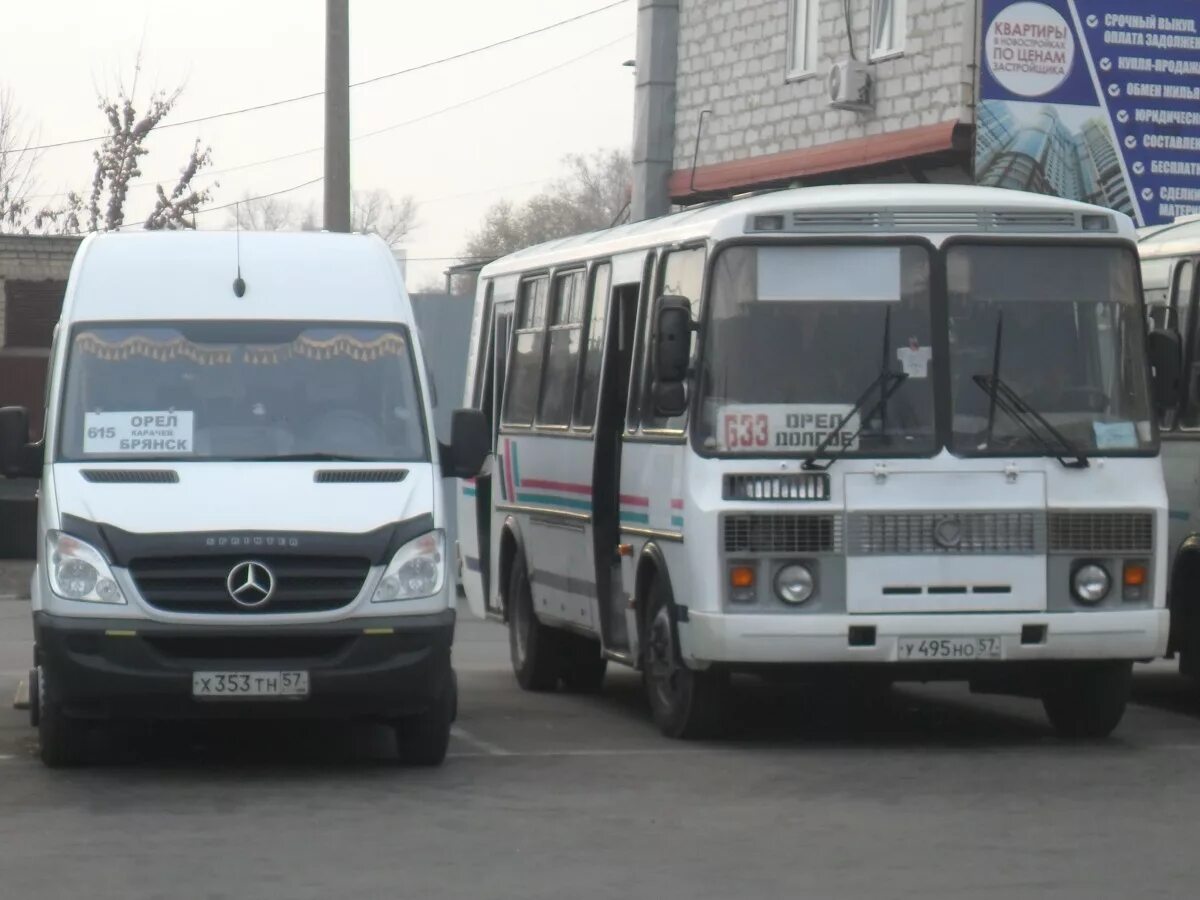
[33,610,454,721]
[680,609,1168,667]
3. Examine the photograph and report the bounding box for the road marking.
[0,754,15,762]
[12,677,30,710]
[449,726,512,757]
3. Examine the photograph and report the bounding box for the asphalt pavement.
[2,593,1200,899]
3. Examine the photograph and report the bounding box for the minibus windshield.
[697,244,937,457]
[58,322,429,462]
[948,244,1154,456]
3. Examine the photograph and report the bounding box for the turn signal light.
[1123,563,1147,587]
[730,566,756,589]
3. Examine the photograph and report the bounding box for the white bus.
[1138,216,1200,677]
[457,184,1178,739]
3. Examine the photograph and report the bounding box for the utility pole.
[324,0,351,232]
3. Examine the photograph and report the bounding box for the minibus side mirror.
[652,295,692,417]
[0,407,43,479]
[444,408,489,479]
[1148,328,1183,414]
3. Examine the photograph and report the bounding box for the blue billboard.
[976,1,1200,226]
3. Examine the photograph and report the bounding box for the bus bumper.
[679,609,1168,666]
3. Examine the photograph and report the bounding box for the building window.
[787,0,820,78]
[870,0,907,59]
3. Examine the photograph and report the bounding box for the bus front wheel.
[1041,661,1131,739]
[508,553,562,691]
[643,576,728,739]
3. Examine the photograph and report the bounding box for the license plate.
[192,671,309,699]
[897,637,1003,661]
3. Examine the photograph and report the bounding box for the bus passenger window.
[574,264,612,429]
[642,247,706,431]
[502,276,548,427]
[537,270,586,426]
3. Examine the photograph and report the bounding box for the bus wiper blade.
[239,453,387,462]
[972,375,1089,469]
[802,371,909,471]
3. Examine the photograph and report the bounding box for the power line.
[3,0,632,158]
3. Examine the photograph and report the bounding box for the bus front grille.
[1048,512,1154,553]
[848,511,1043,555]
[723,514,841,554]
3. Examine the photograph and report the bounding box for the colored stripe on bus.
[463,486,477,497]
[1169,509,1191,521]
[670,515,684,528]
[619,510,650,525]
[619,494,650,507]
[517,492,594,512]
[521,478,592,496]
[670,499,684,510]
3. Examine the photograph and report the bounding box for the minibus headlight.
[774,564,815,605]
[46,531,126,604]
[1071,563,1111,605]
[373,530,445,602]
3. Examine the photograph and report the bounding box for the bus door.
[590,274,643,655]
[1164,257,1200,553]
[482,303,514,616]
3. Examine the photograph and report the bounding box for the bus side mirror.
[444,408,489,479]
[652,295,692,417]
[0,407,43,479]
[1148,328,1182,413]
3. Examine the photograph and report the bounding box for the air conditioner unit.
[827,58,873,111]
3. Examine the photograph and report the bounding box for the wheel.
[37,666,88,768]
[560,635,607,693]
[642,576,728,739]
[508,553,563,691]
[395,669,456,766]
[1041,661,1132,739]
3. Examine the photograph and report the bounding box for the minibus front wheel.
[1041,660,1132,739]
[643,576,729,739]
[36,665,88,768]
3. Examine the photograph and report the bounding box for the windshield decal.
[1093,421,1139,450]
[897,341,933,379]
[718,405,860,453]
[83,411,195,455]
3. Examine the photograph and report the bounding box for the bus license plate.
[897,637,1003,661]
[192,671,309,699]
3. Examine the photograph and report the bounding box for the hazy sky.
[3,0,636,288]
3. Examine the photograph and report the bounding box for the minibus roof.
[62,230,411,325]
[1138,216,1200,259]
[480,184,1136,278]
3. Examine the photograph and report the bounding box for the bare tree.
[0,86,42,231]
[37,76,215,233]
[463,149,631,260]
[227,188,416,245]
[227,192,301,231]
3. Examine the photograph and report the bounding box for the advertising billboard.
[976,1,1200,226]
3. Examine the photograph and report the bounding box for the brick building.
[632,0,979,217]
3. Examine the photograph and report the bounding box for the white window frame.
[870,0,907,61]
[786,0,820,80]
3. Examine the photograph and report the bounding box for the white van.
[0,231,487,767]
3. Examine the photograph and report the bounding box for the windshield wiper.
[234,453,393,462]
[972,375,1089,468]
[803,370,909,471]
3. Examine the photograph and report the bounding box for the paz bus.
[1138,216,1200,678]
[456,184,1178,739]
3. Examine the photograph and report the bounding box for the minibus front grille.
[848,511,1043,555]
[81,469,179,483]
[723,514,841,554]
[129,555,370,614]
[315,469,408,483]
[724,473,830,501]
[1048,512,1153,553]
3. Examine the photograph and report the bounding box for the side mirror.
[443,408,489,479]
[652,295,692,417]
[0,407,43,479]
[1148,328,1183,413]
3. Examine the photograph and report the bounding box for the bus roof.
[479,184,1136,278]
[62,230,410,325]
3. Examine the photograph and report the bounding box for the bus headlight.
[774,564,815,605]
[372,530,445,602]
[46,531,126,604]
[1071,563,1111,605]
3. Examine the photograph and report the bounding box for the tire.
[395,669,456,766]
[642,576,729,739]
[37,666,88,768]
[508,553,563,691]
[560,635,607,693]
[1042,661,1132,740]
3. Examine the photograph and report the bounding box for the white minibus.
[457,184,1178,739]
[0,231,487,766]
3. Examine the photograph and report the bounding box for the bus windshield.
[58,322,429,462]
[697,244,937,457]
[948,245,1154,457]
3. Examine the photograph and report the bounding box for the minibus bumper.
[679,609,1168,666]
[32,610,454,721]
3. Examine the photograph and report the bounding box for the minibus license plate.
[898,637,1002,661]
[192,671,309,699]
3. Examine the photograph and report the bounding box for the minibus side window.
[574,263,612,429]
[641,246,706,432]
[1174,261,1200,429]
[502,276,549,427]
[537,270,587,427]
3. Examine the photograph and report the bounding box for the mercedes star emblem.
[226,561,276,608]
